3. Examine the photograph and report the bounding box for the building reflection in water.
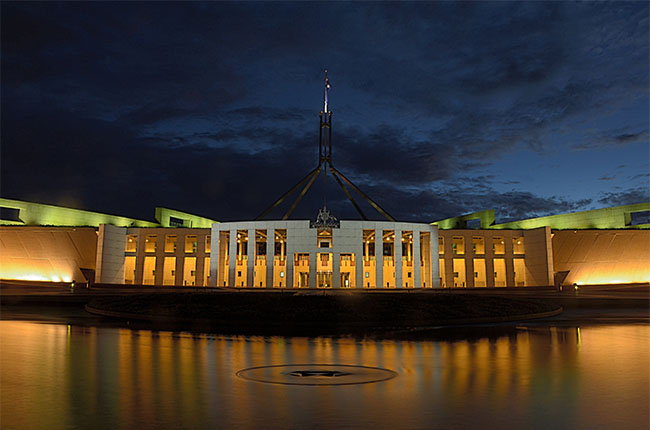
[0,321,648,429]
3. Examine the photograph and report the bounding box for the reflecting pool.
[1,319,648,429]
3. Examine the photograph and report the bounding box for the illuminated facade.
[209,221,437,289]
[437,228,553,288]
[1,198,648,288]
[96,224,212,286]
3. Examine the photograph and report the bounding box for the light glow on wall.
[575,277,649,286]
[2,269,72,284]
[567,265,650,285]
[1,241,93,285]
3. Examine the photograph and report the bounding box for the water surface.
[1,316,648,429]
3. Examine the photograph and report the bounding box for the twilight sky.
[2,1,648,223]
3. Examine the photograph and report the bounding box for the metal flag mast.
[256,70,395,222]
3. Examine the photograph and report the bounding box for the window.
[383,230,395,257]
[204,257,210,286]
[438,236,444,254]
[236,230,248,258]
[453,258,466,287]
[473,258,486,287]
[125,235,138,252]
[317,228,333,248]
[185,235,198,253]
[169,216,185,227]
[493,237,505,254]
[514,258,526,286]
[165,235,177,253]
[466,218,480,229]
[143,256,156,285]
[163,257,176,285]
[401,231,413,261]
[257,241,266,256]
[452,237,464,255]
[184,257,196,286]
[145,235,157,253]
[274,229,286,258]
[205,235,211,253]
[124,256,136,284]
[363,230,375,260]
[629,210,650,226]
[0,207,21,222]
[472,237,485,254]
[494,258,506,287]
[513,237,525,254]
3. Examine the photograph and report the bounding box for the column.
[430,228,439,288]
[413,230,421,288]
[505,233,515,287]
[465,233,474,288]
[196,250,205,287]
[466,255,475,288]
[444,234,453,288]
[247,228,255,288]
[195,232,205,286]
[210,227,219,287]
[355,244,363,289]
[333,251,341,288]
[135,243,144,285]
[485,234,494,288]
[228,229,237,288]
[375,228,383,288]
[219,230,230,287]
[286,242,294,288]
[174,234,183,286]
[309,251,317,288]
[266,229,274,288]
[395,228,403,288]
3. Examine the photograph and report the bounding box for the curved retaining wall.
[85,304,563,327]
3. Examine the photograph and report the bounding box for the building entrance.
[317,271,332,288]
[341,272,350,288]
[298,272,310,288]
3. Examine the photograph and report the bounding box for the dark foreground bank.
[85,292,562,335]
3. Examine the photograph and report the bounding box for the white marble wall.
[210,220,437,288]
[95,224,127,284]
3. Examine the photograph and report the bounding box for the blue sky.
[2,1,648,222]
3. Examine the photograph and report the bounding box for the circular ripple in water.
[236,364,397,386]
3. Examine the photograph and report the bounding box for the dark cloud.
[354,183,593,223]
[628,173,650,181]
[573,128,649,150]
[598,188,650,207]
[1,2,648,223]
[225,107,308,122]
[333,125,455,185]
[476,192,592,224]
[615,131,648,143]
